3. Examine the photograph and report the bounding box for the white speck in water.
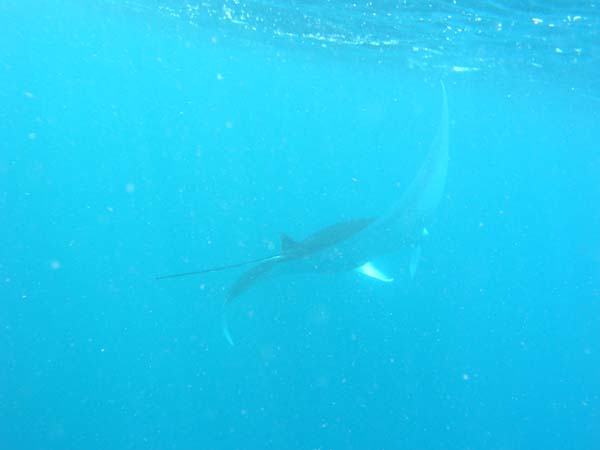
[50,260,61,270]
[532,17,543,25]
[462,373,469,381]
[125,182,135,193]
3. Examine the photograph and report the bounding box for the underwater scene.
[1,0,599,449]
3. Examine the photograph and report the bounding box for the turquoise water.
[1,1,599,449]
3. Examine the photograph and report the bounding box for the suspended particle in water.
[50,260,61,270]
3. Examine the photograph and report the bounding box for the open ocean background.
[1,1,599,449]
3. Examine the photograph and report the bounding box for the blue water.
[2,1,599,449]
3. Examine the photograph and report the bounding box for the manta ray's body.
[159,83,449,344]
[228,82,448,301]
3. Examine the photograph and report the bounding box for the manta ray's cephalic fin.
[355,262,394,282]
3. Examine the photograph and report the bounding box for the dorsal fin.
[280,233,299,253]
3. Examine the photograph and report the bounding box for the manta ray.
[159,82,449,344]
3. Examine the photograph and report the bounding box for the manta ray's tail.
[157,255,283,346]
[155,254,279,280]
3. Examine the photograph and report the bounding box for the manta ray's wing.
[340,81,449,257]
[381,81,449,237]
[227,257,282,301]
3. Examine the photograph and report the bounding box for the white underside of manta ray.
[159,82,449,345]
